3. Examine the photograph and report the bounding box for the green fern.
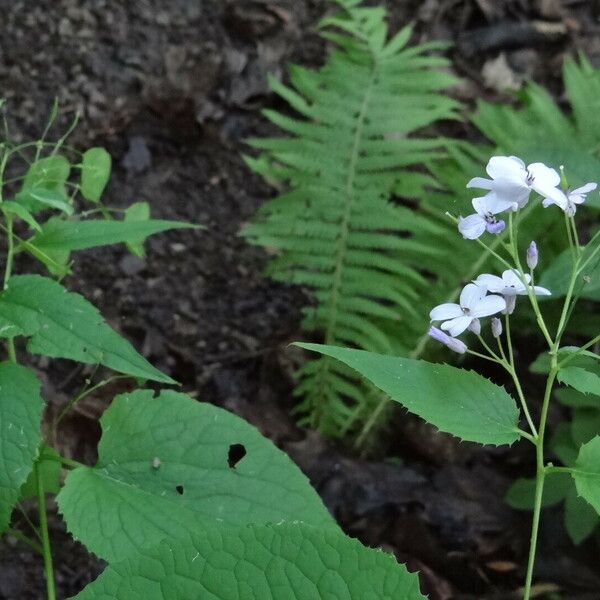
[242,0,460,436]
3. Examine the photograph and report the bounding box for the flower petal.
[473,194,516,215]
[458,214,486,239]
[533,285,552,296]
[460,282,486,310]
[571,182,597,195]
[430,303,463,321]
[467,176,493,190]
[441,315,473,337]
[486,156,526,181]
[474,274,504,293]
[528,162,560,187]
[502,269,530,287]
[471,294,507,318]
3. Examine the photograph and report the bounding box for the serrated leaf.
[558,366,600,397]
[570,408,600,446]
[0,363,43,532]
[555,388,600,408]
[296,343,521,445]
[564,485,599,545]
[58,390,335,562]
[124,202,150,257]
[572,436,600,515]
[29,216,196,253]
[505,472,571,510]
[80,148,111,202]
[71,523,425,600]
[0,275,173,384]
[19,446,61,500]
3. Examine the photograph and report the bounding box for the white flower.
[475,269,551,297]
[541,182,597,216]
[467,156,564,209]
[458,195,509,240]
[429,283,506,337]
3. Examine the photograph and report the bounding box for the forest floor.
[1,1,600,598]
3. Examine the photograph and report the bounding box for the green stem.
[36,464,56,600]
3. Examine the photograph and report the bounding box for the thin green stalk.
[36,464,56,600]
[6,528,44,555]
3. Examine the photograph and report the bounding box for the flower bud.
[526,241,538,270]
[486,219,506,235]
[468,318,481,335]
[428,326,467,354]
[491,317,503,338]
[502,294,516,315]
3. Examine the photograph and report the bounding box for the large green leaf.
[296,343,521,445]
[0,363,43,532]
[58,390,335,562]
[80,148,111,202]
[572,436,600,515]
[72,523,424,600]
[29,217,196,253]
[558,366,600,397]
[0,275,173,384]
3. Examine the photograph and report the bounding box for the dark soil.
[1,1,600,599]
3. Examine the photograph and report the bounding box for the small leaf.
[505,472,571,510]
[296,343,521,445]
[29,216,196,253]
[80,148,111,202]
[1,201,41,231]
[570,408,600,446]
[555,388,600,408]
[0,363,43,532]
[16,188,73,215]
[549,422,578,466]
[19,446,61,500]
[572,436,600,515]
[71,523,425,600]
[558,366,600,396]
[22,155,70,191]
[564,486,599,545]
[0,275,174,383]
[124,201,150,257]
[58,390,335,562]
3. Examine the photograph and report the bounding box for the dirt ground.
[1,1,600,598]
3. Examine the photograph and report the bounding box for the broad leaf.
[564,486,599,545]
[558,366,600,397]
[0,275,173,384]
[58,390,335,562]
[505,472,571,510]
[72,523,425,600]
[570,408,600,446]
[29,217,195,253]
[0,363,43,532]
[19,155,71,213]
[124,202,151,257]
[19,446,61,500]
[80,148,111,202]
[555,388,600,408]
[296,344,521,445]
[572,436,600,515]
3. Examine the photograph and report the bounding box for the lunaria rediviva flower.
[428,326,467,354]
[467,156,564,209]
[475,269,551,298]
[429,283,506,337]
[457,195,509,240]
[541,182,597,216]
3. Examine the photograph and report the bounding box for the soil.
[1,1,600,599]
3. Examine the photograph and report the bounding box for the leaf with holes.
[0,275,173,384]
[72,523,424,600]
[296,343,521,445]
[57,390,335,562]
[0,363,43,532]
[80,148,111,202]
[572,436,600,515]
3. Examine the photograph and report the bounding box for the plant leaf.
[71,523,425,600]
[572,436,600,515]
[0,363,43,532]
[505,472,571,510]
[15,188,73,215]
[564,485,599,545]
[29,216,196,253]
[19,446,61,500]
[124,202,151,257]
[0,275,174,384]
[558,366,600,396]
[18,155,71,214]
[58,390,335,562]
[296,343,521,445]
[1,201,41,232]
[80,148,111,202]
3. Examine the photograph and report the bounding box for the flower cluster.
[458,156,596,240]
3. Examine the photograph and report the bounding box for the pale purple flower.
[541,182,597,216]
[428,327,467,354]
[429,283,506,337]
[491,317,503,338]
[526,241,538,270]
[467,156,564,209]
[468,318,481,335]
[475,269,551,298]
[458,195,508,240]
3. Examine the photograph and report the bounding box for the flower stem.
[36,463,56,600]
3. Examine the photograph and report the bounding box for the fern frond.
[243,0,459,436]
